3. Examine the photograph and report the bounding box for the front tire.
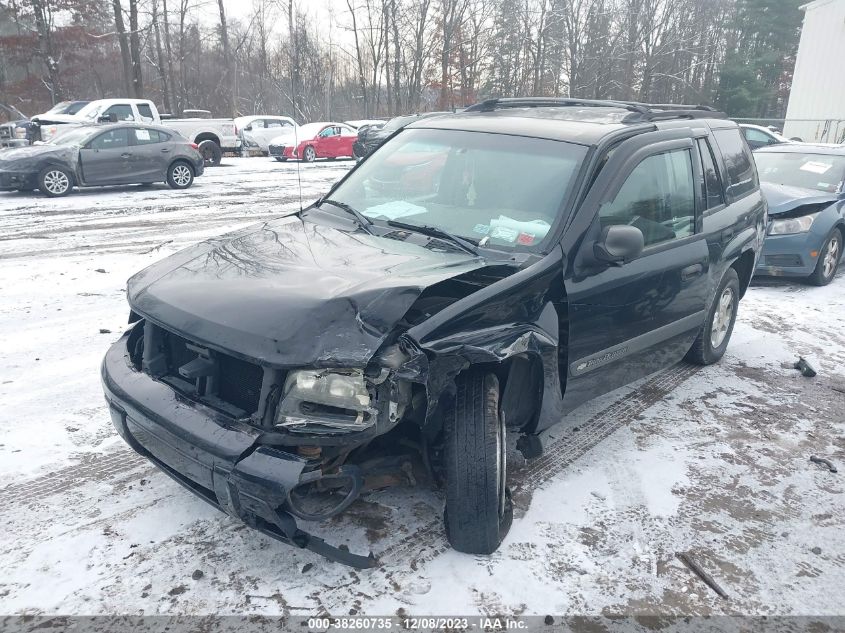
[807,229,842,286]
[686,267,740,365]
[443,370,512,555]
[303,146,316,162]
[38,166,73,197]
[197,140,222,167]
[167,161,194,189]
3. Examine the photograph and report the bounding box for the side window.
[318,127,335,137]
[89,128,130,150]
[103,104,134,121]
[599,149,695,248]
[133,128,168,145]
[265,119,284,129]
[743,128,772,145]
[137,104,154,122]
[713,128,757,199]
[251,119,265,129]
[697,138,724,209]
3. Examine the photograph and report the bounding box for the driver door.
[79,128,134,185]
[560,131,710,411]
[316,126,340,157]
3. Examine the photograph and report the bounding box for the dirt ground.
[0,157,843,617]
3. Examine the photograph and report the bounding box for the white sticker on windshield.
[800,161,832,175]
[472,224,490,235]
[365,201,427,221]
[135,129,151,141]
[489,226,519,242]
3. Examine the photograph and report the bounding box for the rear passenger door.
[129,128,171,182]
[561,131,710,411]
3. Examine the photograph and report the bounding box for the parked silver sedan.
[0,122,204,197]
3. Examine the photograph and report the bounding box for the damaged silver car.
[102,98,765,567]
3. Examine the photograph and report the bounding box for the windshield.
[327,128,587,250]
[45,101,87,115]
[755,152,845,194]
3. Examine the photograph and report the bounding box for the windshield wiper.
[317,198,374,235]
[386,219,478,255]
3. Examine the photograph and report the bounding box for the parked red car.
[273,122,357,162]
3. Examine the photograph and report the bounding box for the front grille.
[766,254,803,267]
[268,144,285,156]
[160,328,264,415]
[0,127,10,139]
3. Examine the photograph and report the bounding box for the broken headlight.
[274,369,376,434]
[769,212,818,235]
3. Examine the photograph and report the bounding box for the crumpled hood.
[31,113,85,125]
[761,182,839,216]
[0,144,74,168]
[127,214,488,367]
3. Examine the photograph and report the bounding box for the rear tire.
[197,140,222,167]
[303,145,316,162]
[807,229,842,286]
[686,267,740,365]
[166,161,194,189]
[38,166,73,197]
[443,370,512,555]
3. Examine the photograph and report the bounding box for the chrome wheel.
[43,170,70,195]
[710,286,735,349]
[171,165,192,187]
[822,233,840,279]
[303,146,316,162]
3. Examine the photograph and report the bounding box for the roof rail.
[465,97,726,122]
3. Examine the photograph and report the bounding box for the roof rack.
[465,97,726,122]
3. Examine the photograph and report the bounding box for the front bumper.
[0,138,29,149]
[754,230,825,277]
[101,331,376,567]
[0,170,37,191]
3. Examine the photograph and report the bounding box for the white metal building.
[783,0,845,143]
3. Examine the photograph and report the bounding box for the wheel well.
[194,133,220,146]
[498,354,543,431]
[731,249,755,298]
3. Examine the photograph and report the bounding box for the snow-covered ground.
[0,157,843,617]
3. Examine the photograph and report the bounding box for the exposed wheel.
[303,145,316,162]
[686,267,740,365]
[274,157,287,162]
[167,161,194,189]
[443,370,512,555]
[38,166,73,197]
[807,229,842,286]
[197,139,222,167]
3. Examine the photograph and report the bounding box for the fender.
[400,247,566,432]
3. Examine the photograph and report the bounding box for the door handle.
[681,263,704,281]
[121,153,131,158]
[160,148,170,153]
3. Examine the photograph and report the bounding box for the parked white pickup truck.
[29,98,240,166]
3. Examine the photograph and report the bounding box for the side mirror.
[98,114,118,123]
[594,225,644,265]
[244,125,252,131]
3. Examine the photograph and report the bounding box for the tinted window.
[89,128,130,150]
[697,138,724,209]
[713,128,757,198]
[102,104,135,122]
[600,149,695,247]
[265,119,291,129]
[132,128,169,145]
[743,128,773,144]
[137,104,154,121]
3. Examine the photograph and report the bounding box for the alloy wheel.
[172,165,192,187]
[710,286,735,349]
[44,170,69,195]
[823,234,841,280]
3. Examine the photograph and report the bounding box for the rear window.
[712,128,757,199]
[132,128,170,144]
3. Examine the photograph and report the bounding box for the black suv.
[101,98,765,567]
